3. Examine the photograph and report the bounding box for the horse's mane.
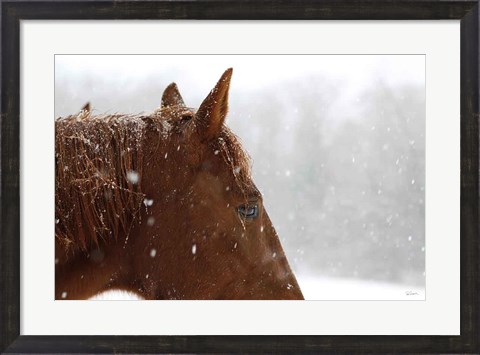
[55,112,147,251]
[55,110,252,253]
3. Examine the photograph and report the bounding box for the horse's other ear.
[76,102,91,121]
[82,102,91,113]
[196,68,233,142]
[162,83,186,108]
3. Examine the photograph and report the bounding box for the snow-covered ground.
[89,275,424,301]
[90,290,141,300]
[297,275,424,301]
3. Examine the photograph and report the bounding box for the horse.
[55,68,304,300]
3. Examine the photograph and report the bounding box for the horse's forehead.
[154,106,196,120]
[213,131,253,191]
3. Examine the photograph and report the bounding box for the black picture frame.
[1,1,478,353]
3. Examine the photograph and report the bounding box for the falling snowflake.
[147,216,155,226]
[126,171,139,184]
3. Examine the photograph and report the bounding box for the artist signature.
[405,290,419,296]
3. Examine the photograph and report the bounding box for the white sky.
[56,55,424,84]
[55,54,424,115]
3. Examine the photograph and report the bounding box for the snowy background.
[56,55,425,300]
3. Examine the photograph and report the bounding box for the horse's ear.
[77,102,91,120]
[196,68,233,142]
[162,83,186,108]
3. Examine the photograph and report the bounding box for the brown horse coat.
[55,68,304,300]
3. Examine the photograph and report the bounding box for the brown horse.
[55,68,304,300]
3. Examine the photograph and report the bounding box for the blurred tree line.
[232,78,425,285]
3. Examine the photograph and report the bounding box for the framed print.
[54,54,426,302]
[1,1,479,353]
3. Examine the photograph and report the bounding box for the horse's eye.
[237,204,258,219]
